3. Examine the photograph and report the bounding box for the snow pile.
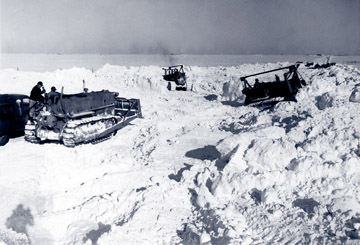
[0,61,360,244]
[208,64,360,243]
[96,64,168,94]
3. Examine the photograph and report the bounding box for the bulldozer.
[0,94,30,146]
[162,65,187,91]
[305,56,336,69]
[25,88,142,147]
[241,63,306,105]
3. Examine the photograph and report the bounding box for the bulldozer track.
[24,135,41,144]
[24,115,123,147]
[24,122,41,144]
[61,115,120,147]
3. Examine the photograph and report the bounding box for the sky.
[1,0,359,55]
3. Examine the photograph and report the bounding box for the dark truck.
[0,94,30,146]
[162,65,187,91]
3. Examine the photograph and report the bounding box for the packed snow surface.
[0,59,360,244]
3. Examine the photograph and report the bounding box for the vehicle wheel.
[0,135,10,146]
[177,75,186,86]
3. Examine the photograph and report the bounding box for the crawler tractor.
[25,90,142,147]
[162,65,187,91]
[305,56,336,69]
[241,64,306,105]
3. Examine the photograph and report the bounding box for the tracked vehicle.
[241,64,306,105]
[25,90,142,147]
[162,65,187,91]
[305,56,336,69]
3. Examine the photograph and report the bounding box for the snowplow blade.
[115,98,142,118]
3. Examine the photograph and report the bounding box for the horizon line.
[1,52,358,56]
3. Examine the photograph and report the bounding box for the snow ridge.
[0,63,360,244]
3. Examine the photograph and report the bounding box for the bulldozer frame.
[240,63,306,105]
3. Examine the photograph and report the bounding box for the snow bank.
[204,64,360,243]
[1,62,360,244]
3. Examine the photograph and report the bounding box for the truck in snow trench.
[25,89,142,147]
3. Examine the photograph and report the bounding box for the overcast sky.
[1,0,359,55]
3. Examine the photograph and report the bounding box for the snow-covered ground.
[0,57,360,244]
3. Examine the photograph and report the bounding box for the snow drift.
[0,61,360,244]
